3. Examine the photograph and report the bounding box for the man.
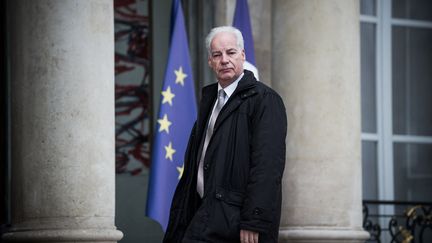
[164,26,287,243]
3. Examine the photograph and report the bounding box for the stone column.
[3,1,123,242]
[272,0,369,242]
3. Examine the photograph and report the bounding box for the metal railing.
[363,200,432,243]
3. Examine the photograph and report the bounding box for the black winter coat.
[164,70,287,243]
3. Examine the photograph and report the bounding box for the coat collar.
[196,70,258,139]
[200,69,257,103]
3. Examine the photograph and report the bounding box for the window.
[361,1,432,240]
[360,0,432,203]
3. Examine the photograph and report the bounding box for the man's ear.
[242,49,246,61]
[208,57,212,67]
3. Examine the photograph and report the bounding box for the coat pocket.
[215,186,244,206]
[206,187,245,241]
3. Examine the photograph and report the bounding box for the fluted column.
[3,1,123,242]
[272,0,369,242]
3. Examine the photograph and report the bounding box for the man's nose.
[221,53,229,64]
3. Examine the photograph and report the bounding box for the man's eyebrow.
[211,48,238,55]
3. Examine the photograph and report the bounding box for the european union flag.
[146,0,197,231]
[233,0,259,79]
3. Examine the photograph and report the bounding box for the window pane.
[392,27,432,136]
[393,0,432,21]
[361,23,377,133]
[362,141,378,200]
[394,143,432,201]
[360,0,376,16]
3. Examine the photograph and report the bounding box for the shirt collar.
[217,72,244,99]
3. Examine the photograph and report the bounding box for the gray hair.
[205,26,244,55]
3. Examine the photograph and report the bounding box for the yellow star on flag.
[177,164,184,179]
[174,66,187,86]
[157,114,172,134]
[164,142,176,161]
[161,86,175,106]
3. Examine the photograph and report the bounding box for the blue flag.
[146,0,197,231]
[233,0,259,79]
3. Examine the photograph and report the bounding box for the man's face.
[208,32,245,87]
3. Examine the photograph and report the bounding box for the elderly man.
[164,26,287,243]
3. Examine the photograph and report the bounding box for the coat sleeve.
[240,91,287,233]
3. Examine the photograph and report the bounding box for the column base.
[279,227,370,243]
[2,229,123,242]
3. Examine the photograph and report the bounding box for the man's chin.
[218,76,233,82]
[217,72,234,80]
